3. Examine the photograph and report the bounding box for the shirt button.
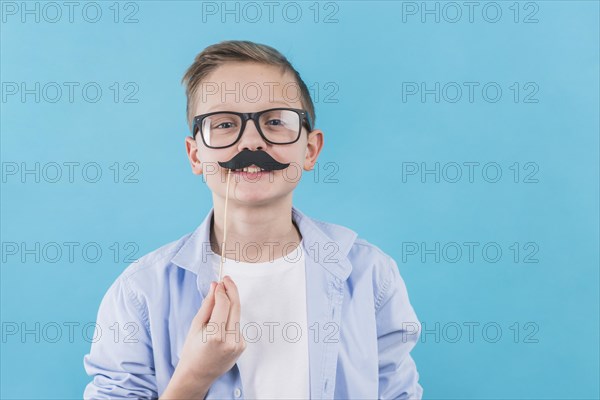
[234,388,242,398]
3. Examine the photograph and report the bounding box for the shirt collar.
[170,205,357,283]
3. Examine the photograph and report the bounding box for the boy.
[83,40,423,399]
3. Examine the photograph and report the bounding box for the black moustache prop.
[218,149,290,171]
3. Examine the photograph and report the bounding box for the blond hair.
[181,40,316,132]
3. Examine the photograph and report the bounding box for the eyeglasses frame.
[192,107,313,149]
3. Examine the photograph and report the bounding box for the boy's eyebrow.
[203,100,295,113]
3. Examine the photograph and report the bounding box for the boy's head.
[182,40,316,132]
[182,40,323,207]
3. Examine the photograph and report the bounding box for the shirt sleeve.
[375,255,424,400]
[82,276,158,399]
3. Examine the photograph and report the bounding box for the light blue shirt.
[83,206,424,399]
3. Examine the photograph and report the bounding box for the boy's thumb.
[194,282,217,326]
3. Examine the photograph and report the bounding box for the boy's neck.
[209,200,302,263]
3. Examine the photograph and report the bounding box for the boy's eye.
[215,122,235,129]
[265,119,284,126]
[209,118,238,130]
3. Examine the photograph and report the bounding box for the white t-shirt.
[209,240,310,400]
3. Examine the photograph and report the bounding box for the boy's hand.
[162,275,246,398]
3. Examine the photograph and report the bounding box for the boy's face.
[185,61,323,207]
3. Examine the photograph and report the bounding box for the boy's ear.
[304,128,324,171]
[185,136,203,175]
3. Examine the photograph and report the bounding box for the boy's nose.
[237,119,268,151]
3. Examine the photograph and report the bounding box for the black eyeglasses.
[192,107,313,149]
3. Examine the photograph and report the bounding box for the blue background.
[1,1,598,398]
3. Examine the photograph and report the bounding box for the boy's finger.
[208,282,231,330]
[223,276,241,333]
[195,281,217,327]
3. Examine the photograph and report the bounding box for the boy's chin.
[229,195,281,207]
